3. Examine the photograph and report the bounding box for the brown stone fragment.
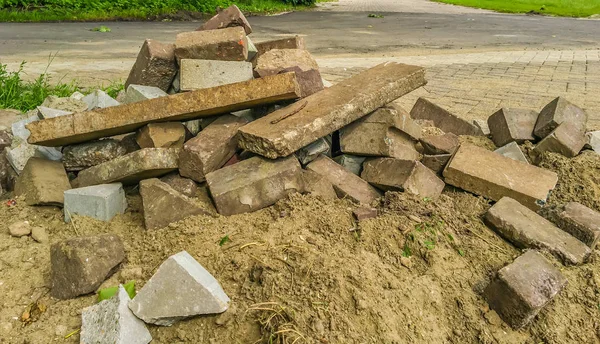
[541,202,600,249]
[340,122,419,160]
[484,250,567,329]
[534,97,588,139]
[421,154,451,174]
[254,36,305,58]
[136,122,186,149]
[15,157,70,206]
[306,155,381,204]
[420,133,459,155]
[443,144,558,210]
[62,139,127,171]
[239,63,426,159]
[175,27,248,62]
[206,156,303,216]
[179,115,248,183]
[160,173,198,198]
[487,108,538,147]
[361,158,445,198]
[485,197,591,265]
[410,98,482,136]
[50,234,125,299]
[197,5,252,34]
[125,39,177,92]
[255,49,323,97]
[27,73,300,147]
[140,178,211,230]
[353,207,378,221]
[531,122,586,162]
[73,148,179,187]
[301,169,337,200]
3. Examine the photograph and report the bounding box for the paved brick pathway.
[318,49,600,130]
[317,0,490,14]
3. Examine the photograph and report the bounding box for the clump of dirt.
[1,154,599,343]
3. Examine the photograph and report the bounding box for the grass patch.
[433,0,600,17]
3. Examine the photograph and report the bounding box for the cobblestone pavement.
[319,49,600,130]
[317,0,490,14]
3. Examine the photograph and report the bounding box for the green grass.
[0,0,319,22]
[433,0,600,17]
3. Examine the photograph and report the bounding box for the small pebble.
[31,227,48,243]
[408,215,422,223]
[9,221,31,237]
[400,256,412,269]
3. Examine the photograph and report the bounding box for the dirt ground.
[1,145,600,344]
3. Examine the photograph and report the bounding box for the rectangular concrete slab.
[174,27,248,62]
[238,62,426,159]
[179,59,253,91]
[485,197,591,265]
[306,155,382,204]
[64,183,127,223]
[443,144,558,210]
[27,73,301,147]
[73,148,179,187]
[410,98,482,136]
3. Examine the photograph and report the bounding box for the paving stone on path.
[534,97,588,139]
[136,122,186,149]
[175,27,248,62]
[421,154,452,174]
[27,73,300,147]
[301,169,337,200]
[179,59,253,91]
[420,133,459,155]
[333,154,366,176]
[540,202,600,249]
[485,197,591,265]
[81,285,152,344]
[361,158,445,198]
[487,108,538,147]
[206,156,303,216]
[73,148,179,187]
[14,157,70,206]
[238,63,425,159]
[128,251,230,326]
[50,234,125,299]
[123,84,168,104]
[83,90,120,110]
[484,250,567,329]
[296,138,331,165]
[197,4,252,34]
[443,144,558,210]
[126,39,177,92]
[494,141,529,163]
[64,183,127,223]
[255,49,324,98]
[531,122,586,162]
[160,173,198,198]
[307,155,381,204]
[179,115,248,183]
[62,139,127,171]
[410,97,483,136]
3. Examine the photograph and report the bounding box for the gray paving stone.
[64,183,127,223]
[333,154,366,176]
[36,106,72,119]
[179,59,253,91]
[494,142,528,163]
[83,90,120,110]
[123,84,168,104]
[296,138,331,165]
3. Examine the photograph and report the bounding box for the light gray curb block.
[64,183,127,223]
[124,84,168,104]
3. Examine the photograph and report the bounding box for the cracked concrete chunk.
[410,98,482,136]
[62,139,127,171]
[15,157,70,206]
[175,27,248,62]
[125,39,177,92]
[179,59,253,91]
[136,122,186,149]
[129,251,230,326]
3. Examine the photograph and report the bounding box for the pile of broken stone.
[2,4,600,341]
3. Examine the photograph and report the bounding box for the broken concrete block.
[175,27,248,62]
[129,251,230,325]
[136,123,186,149]
[41,95,88,113]
[255,49,324,98]
[443,144,558,210]
[410,98,482,136]
[239,63,425,159]
[361,158,445,198]
[197,4,252,34]
[485,197,591,265]
[81,284,152,344]
[247,37,258,62]
[333,154,366,176]
[206,156,303,216]
[488,108,538,147]
[160,173,198,198]
[64,183,127,223]
[83,90,120,110]
[307,155,381,204]
[301,170,337,200]
[254,36,306,58]
[123,84,168,104]
[119,134,141,153]
[484,250,567,329]
[420,133,459,155]
[15,157,70,206]
[531,122,586,162]
[179,115,248,183]
[296,138,331,165]
[340,122,419,160]
[63,139,127,171]
[472,119,490,136]
[36,106,71,119]
[179,59,253,91]
[11,114,38,141]
[27,73,301,147]
[73,148,179,187]
[353,207,378,221]
[50,234,125,299]
[126,39,177,92]
[534,97,588,139]
[377,105,423,140]
[140,179,210,230]
[5,141,62,174]
[421,154,452,174]
[494,141,528,163]
[541,202,600,249]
